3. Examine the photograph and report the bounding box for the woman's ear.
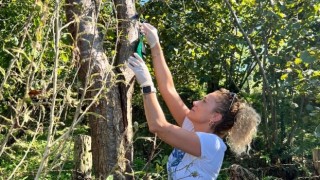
[211,112,222,122]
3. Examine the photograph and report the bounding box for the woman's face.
[187,92,221,124]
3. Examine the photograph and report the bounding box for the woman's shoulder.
[181,117,194,131]
[196,132,227,153]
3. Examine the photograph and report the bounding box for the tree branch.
[35,0,61,178]
[223,0,275,110]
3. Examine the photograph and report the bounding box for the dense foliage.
[0,0,319,179]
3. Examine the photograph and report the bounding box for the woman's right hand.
[140,23,159,48]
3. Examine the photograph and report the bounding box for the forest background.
[0,0,319,179]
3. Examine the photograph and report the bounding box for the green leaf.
[294,58,302,65]
[280,73,288,80]
[106,175,113,180]
[268,56,281,64]
[0,66,5,77]
[290,102,299,109]
[313,71,320,77]
[300,51,317,63]
[11,48,32,62]
[277,12,286,18]
[306,104,313,111]
[60,53,69,63]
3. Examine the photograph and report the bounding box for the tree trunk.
[73,135,92,180]
[113,0,139,178]
[65,0,136,179]
[313,148,320,175]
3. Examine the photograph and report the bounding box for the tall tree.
[65,0,137,178]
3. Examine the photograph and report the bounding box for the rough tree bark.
[73,135,92,180]
[65,0,137,179]
[313,148,320,175]
[113,0,139,178]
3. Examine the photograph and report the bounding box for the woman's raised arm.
[141,23,189,126]
[128,53,201,156]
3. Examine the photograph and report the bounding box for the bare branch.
[35,0,61,178]
[223,0,275,108]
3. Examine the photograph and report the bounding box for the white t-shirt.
[167,117,227,179]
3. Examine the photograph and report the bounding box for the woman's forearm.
[143,93,168,133]
[150,43,175,92]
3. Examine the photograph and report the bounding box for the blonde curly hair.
[227,103,261,156]
[211,88,261,156]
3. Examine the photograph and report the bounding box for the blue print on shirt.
[170,148,185,167]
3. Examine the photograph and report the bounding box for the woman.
[128,23,261,179]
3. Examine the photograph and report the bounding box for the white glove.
[140,23,159,48]
[128,53,154,87]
